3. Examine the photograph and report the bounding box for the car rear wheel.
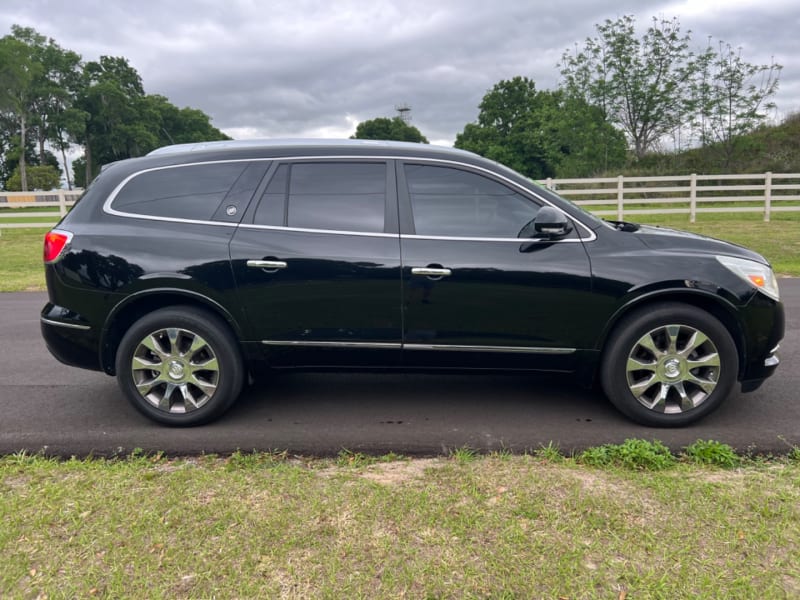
[601,303,738,427]
[115,306,244,426]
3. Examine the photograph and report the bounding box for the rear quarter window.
[110,162,250,220]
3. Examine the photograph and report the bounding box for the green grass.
[0,229,47,292]
[0,205,64,226]
[579,438,677,470]
[2,450,799,598]
[636,212,800,276]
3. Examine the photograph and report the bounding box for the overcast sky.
[2,0,798,146]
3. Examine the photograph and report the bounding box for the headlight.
[716,255,780,301]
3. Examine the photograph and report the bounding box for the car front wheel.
[600,303,739,427]
[115,306,244,426]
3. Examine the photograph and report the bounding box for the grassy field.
[640,212,800,276]
[2,449,799,598]
[0,229,48,292]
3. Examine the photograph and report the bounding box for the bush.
[579,439,676,470]
[5,164,61,191]
[683,440,739,468]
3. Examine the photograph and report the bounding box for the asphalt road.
[1,284,797,457]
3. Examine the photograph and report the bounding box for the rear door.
[230,159,402,366]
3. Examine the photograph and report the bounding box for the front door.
[398,161,594,371]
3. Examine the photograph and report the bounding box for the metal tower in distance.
[395,104,411,123]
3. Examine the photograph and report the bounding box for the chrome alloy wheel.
[130,327,219,414]
[625,324,721,414]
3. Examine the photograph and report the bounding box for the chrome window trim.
[101,155,596,242]
[400,234,585,244]
[40,317,91,331]
[238,223,398,238]
[261,340,575,354]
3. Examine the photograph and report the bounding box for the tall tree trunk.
[19,113,28,192]
[60,142,72,190]
[85,141,92,186]
[39,133,46,164]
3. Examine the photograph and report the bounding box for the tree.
[352,117,428,143]
[145,94,230,147]
[560,15,694,159]
[0,34,41,190]
[454,77,626,179]
[73,55,158,183]
[549,94,628,177]
[5,163,60,190]
[71,58,230,184]
[9,25,83,189]
[0,112,38,188]
[689,39,781,167]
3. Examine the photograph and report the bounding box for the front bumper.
[738,294,784,393]
[741,343,780,393]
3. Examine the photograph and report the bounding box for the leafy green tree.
[689,40,781,167]
[455,77,561,178]
[71,59,230,184]
[0,34,41,190]
[549,94,628,177]
[8,25,82,188]
[5,163,60,190]
[352,117,428,143]
[0,24,230,187]
[560,15,694,159]
[145,94,230,147]
[455,77,625,178]
[0,113,38,188]
[72,55,158,182]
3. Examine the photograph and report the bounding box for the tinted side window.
[253,162,387,232]
[113,162,249,220]
[211,162,270,222]
[254,164,288,226]
[404,164,540,238]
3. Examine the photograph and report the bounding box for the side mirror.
[534,206,573,239]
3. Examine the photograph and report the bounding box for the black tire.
[115,306,244,426]
[600,303,738,427]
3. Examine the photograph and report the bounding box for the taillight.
[43,230,73,263]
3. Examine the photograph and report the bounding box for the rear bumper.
[40,303,102,372]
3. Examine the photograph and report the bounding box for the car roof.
[147,138,479,160]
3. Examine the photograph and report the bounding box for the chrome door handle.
[411,267,452,277]
[247,259,287,269]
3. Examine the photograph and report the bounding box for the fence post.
[764,172,772,222]
[545,177,552,190]
[58,189,67,217]
[689,173,697,223]
[617,175,624,221]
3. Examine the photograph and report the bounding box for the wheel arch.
[99,288,246,375]
[596,290,747,381]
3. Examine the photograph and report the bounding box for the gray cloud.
[2,0,797,145]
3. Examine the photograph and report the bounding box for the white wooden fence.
[2,172,800,228]
[543,172,800,222]
[0,190,82,229]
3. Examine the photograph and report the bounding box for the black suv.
[41,140,783,426]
